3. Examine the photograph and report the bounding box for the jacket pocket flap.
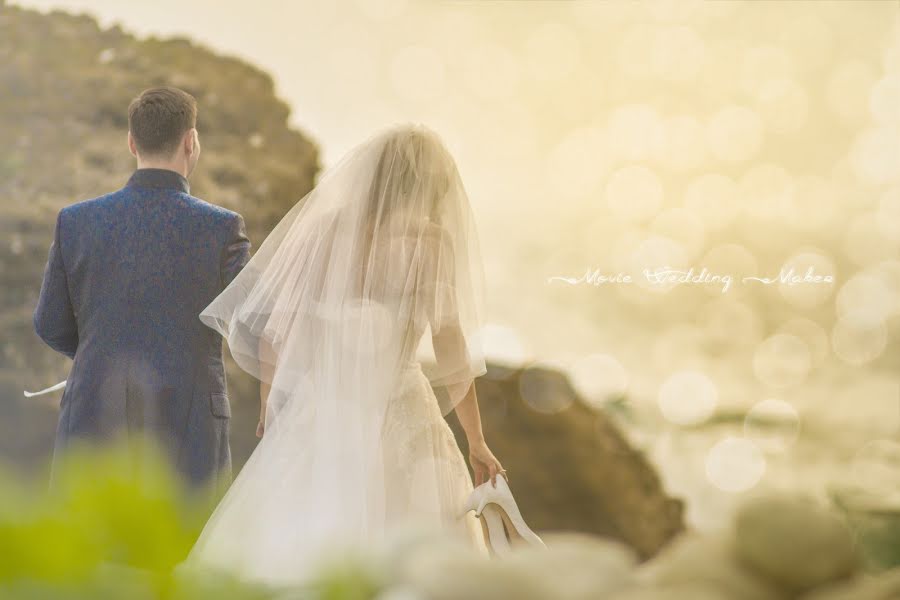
[210,392,231,419]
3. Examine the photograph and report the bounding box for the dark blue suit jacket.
[34,168,251,492]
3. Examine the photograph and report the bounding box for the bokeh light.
[657,370,718,426]
[626,235,690,294]
[844,212,900,267]
[477,324,531,368]
[752,334,812,389]
[519,358,576,415]
[698,297,764,353]
[705,437,766,493]
[776,318,830,368]
[836,270,897,323]
[831,311,888,366]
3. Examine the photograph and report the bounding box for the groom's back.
[64,175,236,355]
[36,167,251,490]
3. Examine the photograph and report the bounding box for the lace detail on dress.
[380,362,485,551]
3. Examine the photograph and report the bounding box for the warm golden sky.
[11,0,900,381]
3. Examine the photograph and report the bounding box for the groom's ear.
[184,128,198,156]
[127,131,138,158]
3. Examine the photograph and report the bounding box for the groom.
[33,87,251,495]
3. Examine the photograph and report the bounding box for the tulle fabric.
[186,123,488,584]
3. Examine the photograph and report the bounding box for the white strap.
[24,380,67,398]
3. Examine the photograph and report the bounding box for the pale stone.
[733,494,860,592]
[505,532,638,599]
[636,531,790,600]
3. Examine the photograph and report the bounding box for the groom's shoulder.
[57,189,243,229]
[58,191,122,221]
[183,194,244,225]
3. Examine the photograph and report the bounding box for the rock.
[610,582,733,600]
[635,530,790,600]
[392,541,546,600]
[733,494,860,592]
[452,364,685,560]
[504,532,638,599]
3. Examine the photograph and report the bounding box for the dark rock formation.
[450,364,685,559]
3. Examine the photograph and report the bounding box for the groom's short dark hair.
[128,87,197,157]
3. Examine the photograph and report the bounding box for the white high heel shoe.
[478,504,512,556]
[462,476,545,553]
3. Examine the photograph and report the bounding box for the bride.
[186,123,504,585]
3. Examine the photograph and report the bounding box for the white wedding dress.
[185,124,488,585]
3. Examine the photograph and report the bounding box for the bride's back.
[348,127,460,334]
[200,122,484,417]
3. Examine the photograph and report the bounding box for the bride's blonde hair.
[367,124,455,227]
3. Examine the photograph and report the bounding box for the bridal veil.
[189,123,487,581]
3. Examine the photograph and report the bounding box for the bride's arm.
[426,227,503,485]
[257,336,276,438]
[453,375,504,487]
[434,322,505,486]
[453,382,483,444]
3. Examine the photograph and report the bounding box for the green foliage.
[0,439,280,599]
[303,551,389,600]
[831,487,900,573]
[840,511,900,573]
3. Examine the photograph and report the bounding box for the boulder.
[635,531,790,600]
[733,494,860,592]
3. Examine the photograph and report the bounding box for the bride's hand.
[468,439,505,487]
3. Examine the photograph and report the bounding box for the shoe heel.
[480,504,511,556]
[461,488,486,518]
[473,496,488,518]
